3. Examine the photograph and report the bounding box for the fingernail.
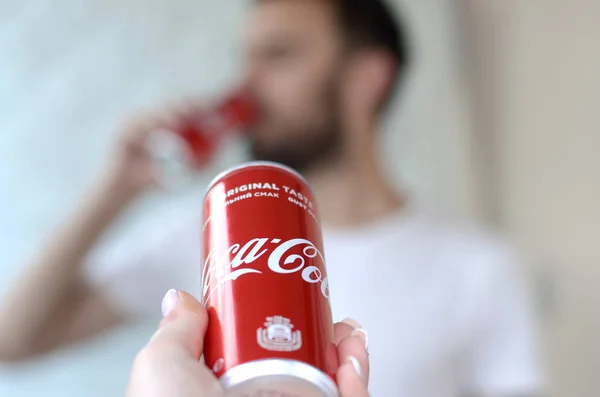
[178,291,205,315]
[161,289,179,317]
[345,356,363,381]
[351,328,369,351]
[342,317,362,329]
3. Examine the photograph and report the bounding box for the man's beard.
[248,88,343,174]
[249,124,341,174]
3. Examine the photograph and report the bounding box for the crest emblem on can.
[257,316,303,352]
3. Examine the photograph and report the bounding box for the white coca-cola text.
[202,238,330,303]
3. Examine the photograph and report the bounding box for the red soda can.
[176,90,257,168]
[202,162,339,397]
[148,90,257,189]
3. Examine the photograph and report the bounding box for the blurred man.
[0,0,540,396]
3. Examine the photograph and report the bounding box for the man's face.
[243,0,345,172]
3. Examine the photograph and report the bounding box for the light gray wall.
[458,1,600,395]
[0,1,474,395]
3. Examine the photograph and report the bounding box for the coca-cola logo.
[202,238,330,303]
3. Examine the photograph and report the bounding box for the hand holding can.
[126,289,370,397]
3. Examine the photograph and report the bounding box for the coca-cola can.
[202,162,339,397]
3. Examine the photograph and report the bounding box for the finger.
[334,318,370,384]
[334,319,369,371]
[160,98,208,131]
[122,112,157,140]
[337,355,370,397]
[337,331,369,384]
[144,289,208,360]
[152,107,186,132]
[168,98,203,119]
[333,318,361,344]
[122,110,177,147]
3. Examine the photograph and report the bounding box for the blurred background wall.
[459,1,600,395]
[0,1,477,396]
[1,0,598,396]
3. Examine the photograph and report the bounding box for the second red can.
[202,162,339,397]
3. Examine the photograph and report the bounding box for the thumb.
[145,289,208,360]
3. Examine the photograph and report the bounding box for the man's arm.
[0,115,162,361]
[0,175,136,361]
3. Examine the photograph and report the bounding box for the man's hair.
[256,0,410,106]
[335,0,409,68]
[333,0,410,107]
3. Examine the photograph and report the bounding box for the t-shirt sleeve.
[460,246,543,395]
[84,213,202,322]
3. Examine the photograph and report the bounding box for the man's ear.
[343,50,397,116]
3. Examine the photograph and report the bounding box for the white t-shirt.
[86,210,541,397]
